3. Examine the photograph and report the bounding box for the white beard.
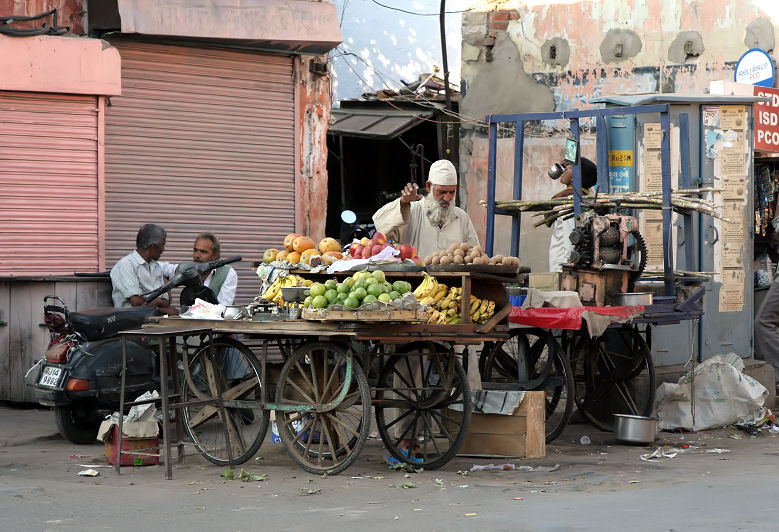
[424,193,451,227]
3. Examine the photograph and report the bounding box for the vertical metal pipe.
[486,118,498,256]
[511,121,525,257]
[439,0,452,160]
[596,114,609,193]
[660,107,674,296]
[679,113,695,271]
[569,118,582,215]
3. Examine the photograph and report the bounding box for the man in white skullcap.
[372,159,480,260]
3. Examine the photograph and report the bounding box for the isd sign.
[734,48,775,87]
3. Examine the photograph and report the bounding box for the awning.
[328,108,434,139]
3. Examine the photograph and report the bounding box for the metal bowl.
[613,292,653,306]
[281,286,309,302]
[614,414,657,444]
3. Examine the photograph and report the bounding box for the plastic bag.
[655,353,768,431]
[180,298,225,320]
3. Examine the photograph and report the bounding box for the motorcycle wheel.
[54,402,101,444]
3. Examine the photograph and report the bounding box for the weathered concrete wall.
[0,0,84,34]
[459,0,779,271]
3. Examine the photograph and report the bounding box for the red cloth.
[509,305,644,330]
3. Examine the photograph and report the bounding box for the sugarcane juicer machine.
[561,211,648,306]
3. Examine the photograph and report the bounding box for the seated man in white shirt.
[161,233,238,306]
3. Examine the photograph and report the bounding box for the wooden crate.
[301,307,428,322]
[451,390,545,458]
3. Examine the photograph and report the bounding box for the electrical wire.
[368,0,509,16]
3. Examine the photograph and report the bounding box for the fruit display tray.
[426,264,528,275]
[301,307,428,322]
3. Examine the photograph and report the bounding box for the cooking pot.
[613,292,653,306]
[614,414,657,444]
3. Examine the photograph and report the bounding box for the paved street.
[1,402,778,531]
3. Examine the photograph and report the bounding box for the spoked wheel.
[572,326,656,431]
[276,342,371,475]
[374,341,471,470]
[180,337,269,466]
[480,328,574,443]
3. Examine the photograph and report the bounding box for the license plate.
[38,366,63,388]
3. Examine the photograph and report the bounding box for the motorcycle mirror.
[173,262,199,281]
[341,210,357,225]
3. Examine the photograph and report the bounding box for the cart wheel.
[572,327,656,431]
[180,337,269,466]
[481,329,574,443]
[374,341,472,470]
[276,342,371,475]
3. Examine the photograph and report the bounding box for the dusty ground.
[1,402,778,531]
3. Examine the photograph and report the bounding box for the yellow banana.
[428,310,440,323]
[471,309,481,322]
[478,299,489,314]
[470,298,481,313]
[431,287,447,304]
[420,296,435,306]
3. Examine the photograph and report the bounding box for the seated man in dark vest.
[161,233,238,306]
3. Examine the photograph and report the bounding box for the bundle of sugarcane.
[481,188,730,227]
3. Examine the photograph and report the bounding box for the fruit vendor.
[548,157,597,272]
[372,159,480,259]
[161,233,238,306]
[110,224,179,315]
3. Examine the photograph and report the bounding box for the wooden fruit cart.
[135,269,517,476]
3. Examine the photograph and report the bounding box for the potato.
[424,256,433,265]
[459,243,470,253]
[464,255,473,264]
[493,254,504,264]
[473,245,483,254]
[453,254,464,264]
[453,248,465,257]
[432,250,440,258]
[449,243,459,251]
[432,255,441,265]
[440,255,453,265]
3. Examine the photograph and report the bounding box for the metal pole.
[439,0,452,160]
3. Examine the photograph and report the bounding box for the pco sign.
[734,48,775,87]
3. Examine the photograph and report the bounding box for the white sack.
[655,353,768,431]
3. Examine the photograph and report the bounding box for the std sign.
[754,86,779,152]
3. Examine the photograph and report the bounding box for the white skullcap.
[427,159,457,186]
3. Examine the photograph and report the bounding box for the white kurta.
[548,216,575,273]
[372,197,480,259]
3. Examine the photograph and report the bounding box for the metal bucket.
[614,414,658,444]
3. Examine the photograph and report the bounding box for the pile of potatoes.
[424,243,519,266]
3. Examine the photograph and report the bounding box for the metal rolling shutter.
[105,41,295,304]
[0,92,100,276]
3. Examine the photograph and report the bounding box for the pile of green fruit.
[302,270,413,309]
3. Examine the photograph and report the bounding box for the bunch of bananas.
[425,285,462,324]
[261,274,313,306]
[413,273,440,299]
[469,296,495,324]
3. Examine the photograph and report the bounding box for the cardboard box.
[98,421,159,466]
[529,272,561,291]
[451,391,545,458]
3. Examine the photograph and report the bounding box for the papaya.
[321,251,343,265]
[293,236,316,253]
[276,249,290,262]
[286,251,301,264]
[263,248,279,264]
[318,237,341,254]
[300,248,321,266]
[284,233,300,251]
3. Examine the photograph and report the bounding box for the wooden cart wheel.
[276,342,371,475]
[180,337,269,466]
[480,329,574,443]
[374,341,472,470]
[572,326,656,431]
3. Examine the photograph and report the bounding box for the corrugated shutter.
[0,92,100,275]
[105,41,296,304]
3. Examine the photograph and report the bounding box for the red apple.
[397,244,414,260]
[371,244,384,256]
[360,246,372,259]
[349,241,360,257]
[360,236,371,247]
[372,231,387,245]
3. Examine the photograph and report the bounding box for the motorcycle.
[339,209,375,247]
[27,256,241,444]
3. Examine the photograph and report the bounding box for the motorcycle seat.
[70,306,158,341]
